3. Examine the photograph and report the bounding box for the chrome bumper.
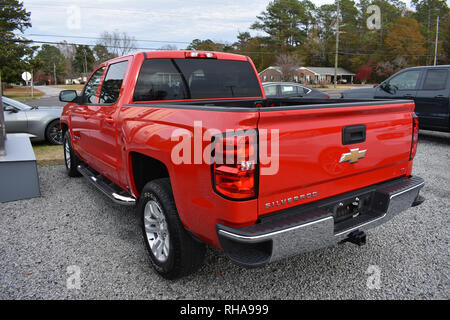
[217,176,425,268]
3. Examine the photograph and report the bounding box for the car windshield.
[2,96,32,110]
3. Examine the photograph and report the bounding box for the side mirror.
[59,90,78,103]
[4,106,18,113]
[379,82,391,93]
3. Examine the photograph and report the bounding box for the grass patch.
[49,84,84,91]
[32,143,65,166]
[4,87,44,101]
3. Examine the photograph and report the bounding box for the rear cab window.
[133,58,263,102]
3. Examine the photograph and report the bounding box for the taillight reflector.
[212,131,257,200]
[410,113,419,160]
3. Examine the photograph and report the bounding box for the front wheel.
[46,119,63,145]
[139,178,206,279]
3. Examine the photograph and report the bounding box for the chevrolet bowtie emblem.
[339,148,367,164]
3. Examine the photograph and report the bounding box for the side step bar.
[77,164,136,206]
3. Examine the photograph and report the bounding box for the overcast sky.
[22,0,414,51]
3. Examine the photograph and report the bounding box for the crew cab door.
[374,68,422,101]
[414,68,450,131]
[70,66,105,161]
[86,59,130,183]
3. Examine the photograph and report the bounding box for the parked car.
[263,82,330,98]
[2,96,63,144]
[60,51,424,279]
[341,65,450,132]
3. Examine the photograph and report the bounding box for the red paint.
[61,51,418,249]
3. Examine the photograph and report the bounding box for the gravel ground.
[0,130,448,300]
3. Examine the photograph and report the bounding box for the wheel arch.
[60,120,69,135]
[129,151,171,197]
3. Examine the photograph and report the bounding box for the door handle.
[403,94,414,98]
[434,95,444,98]
[105,117,115,124]
[342,124,366,145]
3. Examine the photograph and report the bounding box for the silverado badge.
[339,148,367,164]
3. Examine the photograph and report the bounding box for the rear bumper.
[217,176,424,268]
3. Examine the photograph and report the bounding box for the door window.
[422,69,448,90]
[298,86,310,94]
[81,67,105,104]
[281,85,296,95]
[99,61,129,104]
[264,85,277,97]
[389,70,421,90]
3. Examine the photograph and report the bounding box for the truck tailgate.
[257,101,415,216]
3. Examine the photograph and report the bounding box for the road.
[22,86,345,105]
[24,86,67,107]
[0,130,448,299]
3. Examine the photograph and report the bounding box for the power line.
[26,33,192,45]
[8,39,437,58]
[21,33,436,57]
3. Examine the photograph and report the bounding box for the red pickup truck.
[59,51,424,279]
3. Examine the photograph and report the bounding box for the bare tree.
[275,52,302,81]
[97,31,137,56]
[57,41,77,78]
[159,44,178,50]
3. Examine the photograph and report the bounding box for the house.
[259,66,356,84]
[64,73,89,85]
[34,72,54,85]
[259,66,284,82]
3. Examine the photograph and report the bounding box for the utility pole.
[434,15,440,66]
[31,70,34,99]
[334,0,340,89]
[0,70,6,156]
[53,63,57,85]
[83,49,88,75]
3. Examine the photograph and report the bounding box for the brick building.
[259,66,355,84]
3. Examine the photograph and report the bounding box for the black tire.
[63,131,81,177]
[45,119,63,145]
[139,178,206,279]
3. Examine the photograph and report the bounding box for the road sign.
[22,72,32,82]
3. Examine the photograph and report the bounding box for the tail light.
[410,113,419,160]
[185,51,217,59]
[212,131,258,200]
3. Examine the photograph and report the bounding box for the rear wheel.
[139,178,206,279]
[45,120,63,145]
[63,131,81,177]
